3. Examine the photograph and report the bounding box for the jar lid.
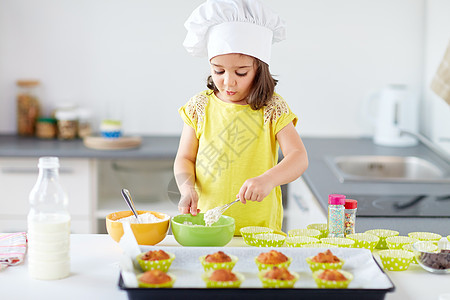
[345,199,358,209]
[17,80,40,87]
[55,110,78,120]
[37,117,57,124]
[328,194,346,205]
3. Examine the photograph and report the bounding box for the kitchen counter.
[301,137,450,235]
[1,234,449,300]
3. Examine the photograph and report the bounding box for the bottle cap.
[38,157,60,169]
[328,194,346,205]
[345,199,358,209]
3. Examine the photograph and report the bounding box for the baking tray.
[119,246,395,300]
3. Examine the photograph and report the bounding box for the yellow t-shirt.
[178,90,298,235]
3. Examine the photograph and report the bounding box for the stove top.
[346,194,450,217]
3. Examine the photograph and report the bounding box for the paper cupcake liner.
[301,243,338,248]
[258,269,300,288]
[305,256,344,272]
[364,229,399,249]
[312,269,353,289]
[286,236,319,247]
[253,233,286,247]
[408,231,442,242]
[254,256,292,271]
[199,254,238,271]
[136,252,175,272]
[346,233,379,251]
[320,237,355,248]
[240,226,274,246]
[447,235,450,242]
[402,244,419,264]
[201,270,244,288]
[307,223,329,239]
[137,272,176,288]
[386,236,418,249]
[288,228,321,239]
[378,250,414,271]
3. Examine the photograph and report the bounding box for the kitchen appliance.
[363,84,419,147]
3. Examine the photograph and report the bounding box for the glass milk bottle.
[327,194,346,238]
[27,157,71,280]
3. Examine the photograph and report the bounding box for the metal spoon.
[121,188,141,223]
[204,198,240,226]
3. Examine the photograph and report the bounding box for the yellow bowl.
[378,249,414,271]
[408,231,442,242]
[346,233,380,251]
[288,228,321,239]
[307,223,329,239]
[365,229,399,249]
[106,210,170,245]
[386,236,418,249]
[312,269,353,289]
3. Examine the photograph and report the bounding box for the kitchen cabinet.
[0,158,95,233]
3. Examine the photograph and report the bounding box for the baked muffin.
[137,250,175,272]
[255,250,292,271]
[312,269,353,289]
[258,267,299,288]
[137,270,176,288]
[199,251,238,271]
[202,269,244,288]
[317,269,348,281]
[305,250,344,272]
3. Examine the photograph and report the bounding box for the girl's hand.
[237,174,274,204]
[178,187,200,216]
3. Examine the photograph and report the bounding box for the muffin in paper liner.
[201,270,244,288]
[137,272,176,288]
[407,231,442,242]
[240,226,274,246]
[307,223,329,239]
[258,268,300,288]
[288,228,321,239]
[305,256,345,272]
[386,236,418,250]
[199,254,238,271]
[136,251,175,272]
[286,236,319,247]
[365,229,399,249]
[346,233,379,251]
[312,269,353,289]
[320,237,355,248]
[378,249,414,271]
[301,243,338,248]
[254,256,292,271]
[253,233,286,247]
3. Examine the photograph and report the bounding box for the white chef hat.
[183,0,286,65]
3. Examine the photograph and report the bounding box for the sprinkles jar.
[344,199,358,236]
[327,194,345,238]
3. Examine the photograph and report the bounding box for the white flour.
[115,212,169,224]
[203,208,222,226]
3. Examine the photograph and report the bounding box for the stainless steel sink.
[326,155,450,183]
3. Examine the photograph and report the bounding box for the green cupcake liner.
[386,236,418,249]
[378,250,414,271]
[301,243,338,248]
[254,256,292,271]
[137,272,176,288]
[320,237,355,248]
[307,223,329,239]
[240,226,274,246]
[199,254,238,271]
[305,256,344,272]
[201,270,244,288]
[286,236,319,247]
[365,229,399,249]
[258,269,300,288]
[136,252,175,272]
[288,228,321,239]
[401,244,418,264]
[253,233,286,247]
[408,231,442,241]
[447,235,450,242]
[312,269,353,289]
[346,233,379,251]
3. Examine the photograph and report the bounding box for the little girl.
[174,0,308,234]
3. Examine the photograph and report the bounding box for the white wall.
[0,0,442,142]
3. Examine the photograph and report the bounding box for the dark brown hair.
[206,57,278,110]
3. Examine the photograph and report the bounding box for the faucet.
[399,129,450,163]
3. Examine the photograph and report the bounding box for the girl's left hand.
[237,174,274,204]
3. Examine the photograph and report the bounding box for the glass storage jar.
[17,80,41,136]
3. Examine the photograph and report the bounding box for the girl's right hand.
[178,188,200,216]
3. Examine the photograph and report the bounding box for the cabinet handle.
[1,167,74,174]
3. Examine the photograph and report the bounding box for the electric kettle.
[363,84,419,147]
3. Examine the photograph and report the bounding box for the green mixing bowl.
[171,213,235,247]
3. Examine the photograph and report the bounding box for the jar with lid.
[36,117,57,139]
[327,194,346,238]
[344,199,358,236]
[16,80,41,136]
[27,157,71,280]
[55,110,78,140]
[76,108,92,138]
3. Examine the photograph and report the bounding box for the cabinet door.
[0,158,92,232]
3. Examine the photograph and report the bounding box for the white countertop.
[1,234,449,300]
